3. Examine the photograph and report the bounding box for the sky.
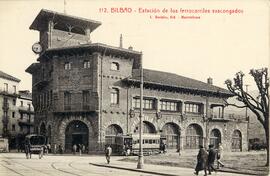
[0,0,269,92]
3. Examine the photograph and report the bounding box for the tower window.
[64,62,71,70]
[111,62,119,71]
[83,60,90,68]
[110,88,119,105]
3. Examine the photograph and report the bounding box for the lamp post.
[245,84,250,151]
[137,53,144,169]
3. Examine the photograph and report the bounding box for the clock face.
[32,43,42,54]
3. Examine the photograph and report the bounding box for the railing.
[2,102,9,110]
[2,117,9,124]
[56,103,97,112]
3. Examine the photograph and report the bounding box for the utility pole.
[137,53,144,169]
[64,0,67,14]
[245,84,250,151]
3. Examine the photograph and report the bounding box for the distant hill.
[226,90,265,142]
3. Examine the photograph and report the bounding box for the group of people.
[72,144,86,155]
[195,143,225,176]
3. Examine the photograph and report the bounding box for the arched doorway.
[40,123,46,136]
[161,123,179,149]
[232,130,242,151]
[210,129,221,148]
[65,120,89,153]
[105,124,123,145]
[185,124,203,149]
[135,121,156,134]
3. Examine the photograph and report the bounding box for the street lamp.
[137,52,144,169]
[245,84,250,151]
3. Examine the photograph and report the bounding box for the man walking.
[217,143,225,169]
[194,145,208,176]
[105,145,112,164]
[207,144,217,175]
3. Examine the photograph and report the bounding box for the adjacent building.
[0,71,34,149]
[26,9,248,153]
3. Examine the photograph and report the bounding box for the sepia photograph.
[0,0,269,175]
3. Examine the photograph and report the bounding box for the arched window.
[105,124,123,145]
[185,124,203,149]
[232,130,242,151]
[161,123,179,149]
[210,129,221,148]
[40,123,46,136]
[134,121,156,134]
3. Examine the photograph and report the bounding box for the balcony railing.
[2,117,9,124]
[55,103,97,113]
[2,102,9,110]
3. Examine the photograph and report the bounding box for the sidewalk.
[90,159,250,176]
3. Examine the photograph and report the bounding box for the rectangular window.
[160,100,179,111]
[50,90,53,106]
[13,85,16,94]
[83,90,90,104]
[20,113,23,119]
[110,88,119,105]
[111,62,119,71]
[13,99,16,106]
[132,98,155,110]
[20,101,23,107]
[20,126,23,132]
[4,83,8,92]
[64,91,71,110]
[12,112,15,118]
[83,60,90,68]
[64,62,71,70]
[185,103,202,114]
[12,124,15,131]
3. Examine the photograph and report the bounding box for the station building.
[26,9,248,153]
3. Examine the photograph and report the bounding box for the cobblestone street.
[0,153,248,176]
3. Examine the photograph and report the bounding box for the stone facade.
[26,9,248,153]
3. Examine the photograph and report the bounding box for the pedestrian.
[78,144,82,156]
[73,144,77,155]
[105,145,112,164]
[47,143,51,153]
[59,144,63,154]
[207,144,217,175]
[24,141,31,159]
[217,143,225,169]
[82,144,85,154]
[194,145,208,176]
[54,144,57,154]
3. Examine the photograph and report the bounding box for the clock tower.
[29,9,101,52]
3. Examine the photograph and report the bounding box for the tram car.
[115,134,164,155]
[25,134,46,159]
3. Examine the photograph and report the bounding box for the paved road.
[0,153,154,176]
[0,153,247,176]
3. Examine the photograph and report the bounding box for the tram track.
[68,161,108,176]
[0,162,24,176]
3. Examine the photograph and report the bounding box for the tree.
[225,68,269,166]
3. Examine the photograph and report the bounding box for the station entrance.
[65,120,89,153]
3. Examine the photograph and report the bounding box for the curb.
[89,163,179,176]
[90,163,258,176]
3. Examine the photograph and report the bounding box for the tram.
[25,134,46,159]
[114,134,165,155]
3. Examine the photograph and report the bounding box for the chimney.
[128,46,133,50]
[207,77,213,85]
[119,34,123,48]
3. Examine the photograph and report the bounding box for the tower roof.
[29,9,101,33]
